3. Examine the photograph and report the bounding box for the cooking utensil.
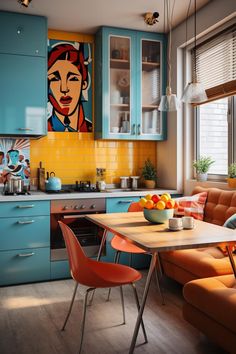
[38,161,46,191]
[45,172,62,192]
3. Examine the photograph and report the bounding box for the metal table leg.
[97,229,108,261]
[226,245,236,278]
[129,252,157,354]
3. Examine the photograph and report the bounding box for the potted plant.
[227,163,236,188]
[192,156,215,182]
[141,158,157,189]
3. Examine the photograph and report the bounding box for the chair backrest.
[128,202,143,212]
[58,221,89,282]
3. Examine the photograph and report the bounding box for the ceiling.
[0,0,211,34]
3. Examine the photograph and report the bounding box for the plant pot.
[196,173,207,182]
[144,180,156,189]
[227,178,236,188]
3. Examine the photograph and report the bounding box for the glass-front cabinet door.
[109,35,132,136]
[95,27,166,140]
[136,32,166,140]
[141,39,161,136]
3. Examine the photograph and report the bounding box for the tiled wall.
[30,132,157,187]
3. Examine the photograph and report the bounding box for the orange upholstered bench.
[183,274,236,353]
[160,187,236,284]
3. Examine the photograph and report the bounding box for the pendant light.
[159,0,178,112]
[181,0,207,103]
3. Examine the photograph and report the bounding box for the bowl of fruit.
[139,193,178,224]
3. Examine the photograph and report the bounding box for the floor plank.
[0,272,227,354]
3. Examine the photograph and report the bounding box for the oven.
[50,198,106,261]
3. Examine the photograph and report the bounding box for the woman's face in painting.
[48,60,87,116]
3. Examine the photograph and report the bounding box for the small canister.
[120,176,129,189]
[130,176,140,190]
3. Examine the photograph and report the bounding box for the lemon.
[162,192,171,200]
[139,198,147,207]
[145,194,152,201]
[160,194,169,203]
[156,200,166,210]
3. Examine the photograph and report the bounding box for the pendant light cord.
[166,0,175,93]
[193,0,197,82]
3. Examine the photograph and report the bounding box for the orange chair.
[58,221,147,354]
[108,202,164,304]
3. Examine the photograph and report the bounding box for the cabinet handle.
[18,128,33,131]
[137,124,141,135]
[17,204,35,209]
[118,200,133,203]
[18,252,35,257]
[17,220,35,225]
[132,124,136,135]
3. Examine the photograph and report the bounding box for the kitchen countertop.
[0,188,179,202]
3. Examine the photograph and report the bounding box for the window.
[194,25,236,179]
[196,97,235,177]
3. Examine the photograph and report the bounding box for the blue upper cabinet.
[0,11,47,137]
[0,12,47,57]
[95,27,167,141]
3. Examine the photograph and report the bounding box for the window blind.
[194,25,236,103]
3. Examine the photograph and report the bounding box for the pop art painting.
[0,139,30,187]
[47,39,93,132]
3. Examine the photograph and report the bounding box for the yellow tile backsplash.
[30,132,157,186]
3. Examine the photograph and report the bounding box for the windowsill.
[185,179,235,195]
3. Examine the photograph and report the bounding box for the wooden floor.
[0,272,227,354]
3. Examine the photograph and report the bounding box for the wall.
[156,0,236,194]
[30,133,157,186]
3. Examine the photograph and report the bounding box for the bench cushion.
[183,274,236,335]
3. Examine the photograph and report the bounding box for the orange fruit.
[145,194,152,201]
[145,200,154,209]
[166,199,175,209]
[139,197,147,207]
[156,200,166,210]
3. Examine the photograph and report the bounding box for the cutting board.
[38,162,45,191]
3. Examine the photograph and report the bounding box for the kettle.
[45,172,62,192]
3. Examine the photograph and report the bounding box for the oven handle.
[62,215,89,219]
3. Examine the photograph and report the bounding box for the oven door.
[51,213,104,261]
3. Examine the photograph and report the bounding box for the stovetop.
[45,181,99,194]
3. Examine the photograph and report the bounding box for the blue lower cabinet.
[0,216,50,250]
[51,260,71,280]
[103,197,150,269]
[0,247,50,286]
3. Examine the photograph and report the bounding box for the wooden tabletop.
[86,212,236,252]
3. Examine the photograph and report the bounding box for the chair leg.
[131,283,148,343]
[107,251,121,301]
[61,282,79,331]
[79,287,95,354]
[119,286,126,324]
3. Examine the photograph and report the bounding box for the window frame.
[195,95,236,181]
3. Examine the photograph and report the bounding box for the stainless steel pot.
[7,176,24,193]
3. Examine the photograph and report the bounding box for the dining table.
[85,211,236,354]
